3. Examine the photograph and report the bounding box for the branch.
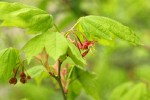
[57,60,67,100]
[49,60,67,100]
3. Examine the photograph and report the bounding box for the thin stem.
[64,30,71,37]
[42,51,67,99]
[57,60,67,100]
[64,18,81,37]
[48,60,67,100]
[73,29,88,40]
[70,18,80,30]
[36,50,67,99]
[57,77,67,100]
[74,38,82,54]
[67,66,74,80]
[54,23,61,33]
[58,60,61,79]
[14,65,20,77]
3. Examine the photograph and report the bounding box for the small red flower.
[20,72,26,78]
[9,77,17,84]
[20,77,27,84]
[77,40,95,50]
[27,75,31,80]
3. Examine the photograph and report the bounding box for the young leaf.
[0,2,53,33]
[22,31,68,62]
[71,66,100,100]
[76,15,141,45]
[0,47,19,79]
[67,80,82,100]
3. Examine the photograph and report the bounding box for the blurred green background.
[0,0,150,100]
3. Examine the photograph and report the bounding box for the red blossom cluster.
[9,66,31,85]
[77,40,95,50]
[67,31,95,57]
[76,40,95,57]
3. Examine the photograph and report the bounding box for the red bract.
[82,49,89,57]
[61,69,67,76]
[66,63,69,68]
[77,42,83,49]
[83,40,95,48]
[64,89,68,94]
[54,61,59,75]
[77,40,95,50]
[82,43,89,49]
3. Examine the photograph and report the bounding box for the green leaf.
[23,31,85,66]
[110,82,150,100]
[71,66,100,100]
[45,32,68,61]
[110,82,133,100]
[0,2,53,33]
[22,34,45,62]
[27,65,45,78]
[76,17,112,40]
[67,41,86,67]
[76,15,141,45]
[67,80,82,100]
[0,47,19,79]
[121,83,149,100]
[22,31,68,62]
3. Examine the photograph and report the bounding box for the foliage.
[0,1,149,100]
[0,48,19,80]
[110,82,150,100]
[0,2,53,33]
